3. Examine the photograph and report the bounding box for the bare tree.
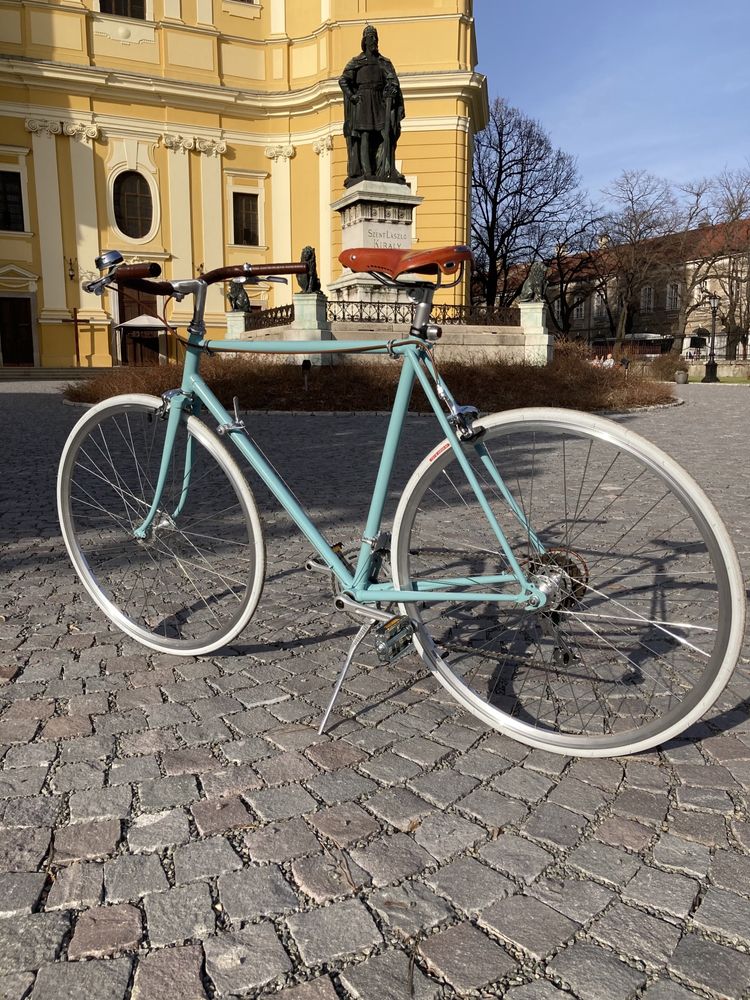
[471,98,580,307]
[705,166,750,359]
[543,203,604,337]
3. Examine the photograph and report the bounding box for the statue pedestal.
[518,300,553,365]
[329,180,423,304]
[286,292,333,366]
[225,311,247,338]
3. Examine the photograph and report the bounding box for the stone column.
[313,135,333,291]
[287,291,333,366]
[265,144,295,305]
[518,300,554,365]
[163,133,196,325]
[197,138,227,321]
[25,118,68,322]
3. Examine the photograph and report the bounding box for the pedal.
[373,616,415,664]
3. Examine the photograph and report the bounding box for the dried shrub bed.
[64,343,674,413]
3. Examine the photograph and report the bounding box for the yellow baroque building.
[0,0,486,368]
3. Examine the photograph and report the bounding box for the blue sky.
[473,0,750,200]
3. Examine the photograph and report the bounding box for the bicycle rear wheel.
[392,408,745,756]
[58,394,265,655]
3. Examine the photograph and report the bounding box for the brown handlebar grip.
[115,262,162,280]
[117,277,176,296]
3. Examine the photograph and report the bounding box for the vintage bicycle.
[57,246,746,757]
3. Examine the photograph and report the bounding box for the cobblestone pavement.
[1,381,749,1000]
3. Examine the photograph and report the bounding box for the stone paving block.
[669,809,729,847]
[138,775,199,812]
[456,788,527,830]
[339,948,440,1000]
[68,786,132,822]
[529,877,614,924]
[589,900,681,967]
[144,881,216,947]
[291,850,370,902]
[199,765,262,798]
[419,921,516,993]
[50,761,106,793]
[596,815,655,852]
[565,758,624,790]
[246,785,317,821]
[479,833,554,884]
[0,971,35,1000]
[349,832,433,887]
[614,786,670,826]
[692,887,750,943]
[412,811,485,861]
[567,839,642,887]
[131,943,208,1000]
[242,818,321,862]
[0,911,71,972]
[305,768,377,805]
[161,748,218,776]
[254,750,319,785]
[305,741,367,771]
[548,941,646,1000]
[621,865,699,920]
[638,982,702,1000]
[218,865,298,921]
[545,775,612,818]
[104,853,169,902]
[710,849,750,896]
[29,956,133,1000]
[0,795,61,830]
[479,894,578,960]
[287,897,382,965]
[0,826,52,872]
[204,922,292,995]
[67,903,142,959]
[504,984,569,999]
[367,881,453,939]
[0,769,47,798]
[127,809,191,852]
[652,834,711,878]
[668,933,750,999]
[357,750,421,786]
[173,837,242,885]
[406,769,479,808]
[391,736,450,767]
[492,765,556,804]
[109,756,160,785]
[53,819,121,863]
[676,785,735,813]
[522,802,587,850]
[45,862,103,910]
[365,787,433,832]
[191,795,254,835]
[307,802,379,848]
[0,872,47,917]
[427,856,514,913]
[3,743,56,769]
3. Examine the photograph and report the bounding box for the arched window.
[113,171,153,239]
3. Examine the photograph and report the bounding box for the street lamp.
[701,291,720,383]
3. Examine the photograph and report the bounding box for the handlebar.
[84,255,311,297]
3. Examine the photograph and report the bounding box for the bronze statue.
[339,25,405,187]
[227,278,250,312]
[296,246,321,294]
[519,261,547,302]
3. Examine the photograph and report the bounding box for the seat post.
[408,283,435,336]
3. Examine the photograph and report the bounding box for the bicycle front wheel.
[392,407,745,757]
[58,394,265,655]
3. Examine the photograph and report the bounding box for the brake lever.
[83,275,113,296]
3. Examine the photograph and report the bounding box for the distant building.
[0,0,486,368]
[545,219,750,358]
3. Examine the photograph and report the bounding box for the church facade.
[0,0,486,368]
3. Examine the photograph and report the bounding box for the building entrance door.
[0,297,34,366]
[117,285,160,365]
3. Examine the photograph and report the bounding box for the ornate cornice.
[264,144,295,162]
[24,118,62,137]
[162,133,226,155]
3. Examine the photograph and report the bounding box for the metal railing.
[244,305,295,331]
[326,301,521,327]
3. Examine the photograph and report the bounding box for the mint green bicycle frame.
[133,326,547,612]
